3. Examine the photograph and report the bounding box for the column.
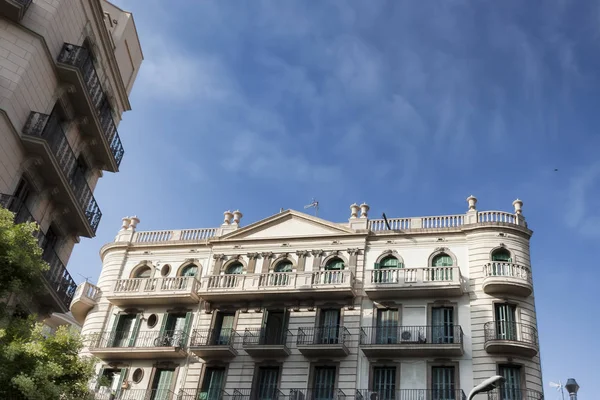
[295,250,310,272]
[347,248,359,275]
[260,252,274,273]
[212,254,225,275]
[246,253,260,273]
[311,250,324,270]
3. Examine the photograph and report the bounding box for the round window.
[132,368,144,384]
[147,314,158,328]
[161,264,171,277]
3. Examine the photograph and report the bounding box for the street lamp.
[564,378,579,400]
[467,375,506,400]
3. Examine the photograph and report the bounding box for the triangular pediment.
[218,210,355,240]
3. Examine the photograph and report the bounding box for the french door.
[214,312,235,345]
[499,366,522,400]
[256,367,280,400]
[373,367,396,400]
[150,368,174,400]
[318,309,340,344]
[432,367,455,400]
[495,304,517,341]
[200,367,226,400]
[376,309,398,344]
[313,366,336,400]
[432,307,454,344]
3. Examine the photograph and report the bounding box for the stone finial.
[121,217,131,231]
[467,195,478,211]
[350,203,359,219]
[359,202,370,219]
[513,199,523,215]
[223,210,233,225]
[129,216,140,230]
[233,210,243,224]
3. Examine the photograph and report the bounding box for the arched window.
[226,262,243,274]
[376,256,403,269]
[491,249,511,262]
[432,253,453,267]
[325,258,345,271]
[133,266,151,278]
[180,264,198,277]
[274,261,293,273]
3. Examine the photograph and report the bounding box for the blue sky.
[70,0,599,396]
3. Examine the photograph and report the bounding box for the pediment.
[218,210,354,240]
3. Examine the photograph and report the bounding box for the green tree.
[0,206,96,399]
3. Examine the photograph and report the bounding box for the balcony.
[484,321,538,358]
[290,389,347,400]
[88,330,188,360]
[200,270,355,303]
[357,389,467,400]
[189,328,238,360]
[70,281,100,325]
[482,262,533,297]
[179,390,232,400]
[0,194,77,314]
[107,276,201,306]
[118,389,179,400]
[22,112,101,236]
[296,326,351,358]
[56,43,124,172]
[242,328,292,358]
[487,388,544,400]
[359,325,464,358]
[363,267,464,300]
[233,389,287,400]
[0,0,32,22]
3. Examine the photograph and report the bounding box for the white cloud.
[566,161,600,236]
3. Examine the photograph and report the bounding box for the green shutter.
[95,366,105,391]
[128,314,141,347]
[182,312,193,346]
[374,263,381,270]
[115,368,128,397]
[159,313,169,335]
[109,314,122,347]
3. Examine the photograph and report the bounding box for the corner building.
[0,0,142,316]
[74,197,544,400]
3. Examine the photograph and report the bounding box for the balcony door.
[150,368,174,400]
[255,366,280,400]
[318,309,340,344]
[495,304,517,341]
[313,366,336,400]
[8,178,32,223]
[262,310,287,345]
[160,312,192,346]
[432,367,456,400]
[376,309,398,344]
[373,366,396,400]
[200,367,226,400]
[432,307,454,344]
[111,314,139,347]
[499,365,522,400]
[213,312,235,345]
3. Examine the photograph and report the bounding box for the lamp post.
[564,378,579,400]
[467,375,506,400]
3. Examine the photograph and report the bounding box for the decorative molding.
[311,250,324,257]
[347,248,360,256]
[246,252,260,259]
[261,252,274,259]
[434,247,447,252]
[296,250,310,258]
[213,254,226,261]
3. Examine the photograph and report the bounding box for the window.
[499,365,522,400]
[134,266,151,279]
[313,366,336,400]
[325,258,345,270]
[432,367,456,400]
[226,262,243,274]
[494,304,517,341]
[373,366,396,400]
[432,253,453,267]
[8,178,32,224]
[132,368,144,384]
[180,264,198,277]
[274,261,293,273]
[262,310,288,345]
[375,309,398,344]
[200,367,226,400]
[492,249,511,262]
[212,312,235,345]
[96,368,127,397]
[255,367,280,400]
[150,368,175,400]
[373,256,402,283]
[430,253,453,281]
[432,307,455,344]
[110,314,141,347]
[317,309,341,344]
[147,314,158,328]
[376,256,402,269]
[158,312,192,347]
[161,264,171,276]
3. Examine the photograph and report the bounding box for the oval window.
[147,314,158,328]
[132,368,144,384]
[161,264,171,276]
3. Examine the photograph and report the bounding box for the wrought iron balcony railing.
[297,325,350,346]
[56,43,124,168]
[289,388,347,400]
[487,388,544,400]
[118,389,179,400]
[484,321,538,346]
[190,328,237,347]
[360,325,464,346]
[89,330,189,349]
[0,194,77,312]
[242,328,293,348]
[23,112,102,233]
[356,389,467,400]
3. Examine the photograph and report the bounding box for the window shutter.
[109,314,122,347]
[374,263,380,270]
[183,312,193,346]
[95,366,105,391]
[159,313,170,336]
[116,368,128,395]
[128,314,141,347]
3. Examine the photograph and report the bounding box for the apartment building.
[0,0,142,318]
[73,196,544,400]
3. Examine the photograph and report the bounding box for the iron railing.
[243,328,293,348]
[289,388,347,400]
[483,263,532,283]
[296,326,350,346]
[0,194,77,311]
[89,330,188,349]
[359,325,463,346]
[487,388,544,400]
[57,43,124,167]
[190,328,237,347]
[356,389,467,400]
[118,389,179,400]
[23,111,102,233]
[233,388,286,400]
[484,321,538,347]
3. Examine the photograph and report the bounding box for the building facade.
[0,0,142,317]
[73,196,544,400]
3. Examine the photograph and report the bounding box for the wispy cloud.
[566,162,600,237]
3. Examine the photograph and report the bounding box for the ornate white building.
[73,196,543,400]
[0,0,142,318]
